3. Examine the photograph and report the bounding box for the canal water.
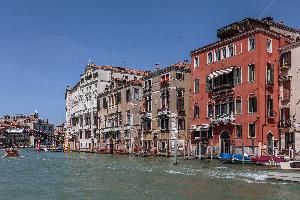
[0,149,299,200]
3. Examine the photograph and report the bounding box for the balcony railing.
[212,83,234,92]
[210,114,235,124]
[157,107,170,116]
[279,120,291,128]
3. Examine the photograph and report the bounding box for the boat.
[279,161,300,170]
[251,155,285,166]
[219,153,252,164]
[4,148,19,157]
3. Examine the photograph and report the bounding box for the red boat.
[251,155,284,166]
[4,148,19,157]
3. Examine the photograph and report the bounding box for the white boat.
[279,161,300,170]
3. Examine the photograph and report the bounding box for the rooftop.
[191,17,300,55]
[85,63,150,76]
[144,61,191,79]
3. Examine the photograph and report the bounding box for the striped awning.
[208,66,235,80]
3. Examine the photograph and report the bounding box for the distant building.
[140,61,191,156]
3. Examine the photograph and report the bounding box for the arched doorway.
[267,132,274,155]
[221,131,230,153]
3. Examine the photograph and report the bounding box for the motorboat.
[251,155,284,166]
[4,148,19,157]
[279,161,300,170]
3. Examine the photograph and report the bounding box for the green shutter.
[206,76,209,91]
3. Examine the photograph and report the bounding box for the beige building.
[279,41,300,155]
[97,78,143,154]
[140,61,191,156]
[65,63,146,151]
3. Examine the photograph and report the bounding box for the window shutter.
[206,76,209,91]
[233,68,237,85]
[271,64,274,82]
[253,97,257,112]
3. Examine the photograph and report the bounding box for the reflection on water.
[0,149,299,200]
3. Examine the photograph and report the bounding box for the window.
[160,118,169,130]
[194,105,200,119]
[144,95,152,112]
[267,97,274,118]
[236,125,242,139]
[215,49,221,61]
[176,90,184,112]
[93,72,98,78]
[221,103,227,116]
[194,79,199,93]
[234,67,242,84]
[134,88,139,100]
[126,110,131,125]
[103,98,107,108]
[229,101,235,115]
[248,64,255,82]
[176,73,184,80]
[215,104,221,116]
[248,95,257,113]
[161,74,170,83]
[236,97,242,114]
[207,104,214,117]
[161,90,170,108]
[178,118,185,130]
[194,56,199,68]
[115,93,121,104]
[207,52,213,64]
[266,63,274,83]
[126,89,131,102]
[228,44,234,57]
[222,47,227,59]
[249,123,256,138]
[267,39,272,53]
[248,36,255,51]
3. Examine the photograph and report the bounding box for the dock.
[268,171,300,183]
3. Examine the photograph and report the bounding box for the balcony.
[140,111,152,119]
[157,107,170,116]
[212,83,234,92]
[210,114,235,125]
[279,120,291,128]
[157,132,170,140]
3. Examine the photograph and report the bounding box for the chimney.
[155,63,160,71]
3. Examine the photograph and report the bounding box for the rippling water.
[0,149,299,200]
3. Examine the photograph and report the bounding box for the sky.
[0,0,299,125]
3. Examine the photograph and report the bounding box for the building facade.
[190,17,300,156]
[140,62,191,156]
[97,78,143,154]
[65,63,146,151]
[279,42,300,155]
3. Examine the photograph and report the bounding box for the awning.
[208,66,235,80]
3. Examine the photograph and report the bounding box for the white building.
[279,41,300,155]
[65,63,146,151]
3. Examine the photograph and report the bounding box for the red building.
[190,17,300,156]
